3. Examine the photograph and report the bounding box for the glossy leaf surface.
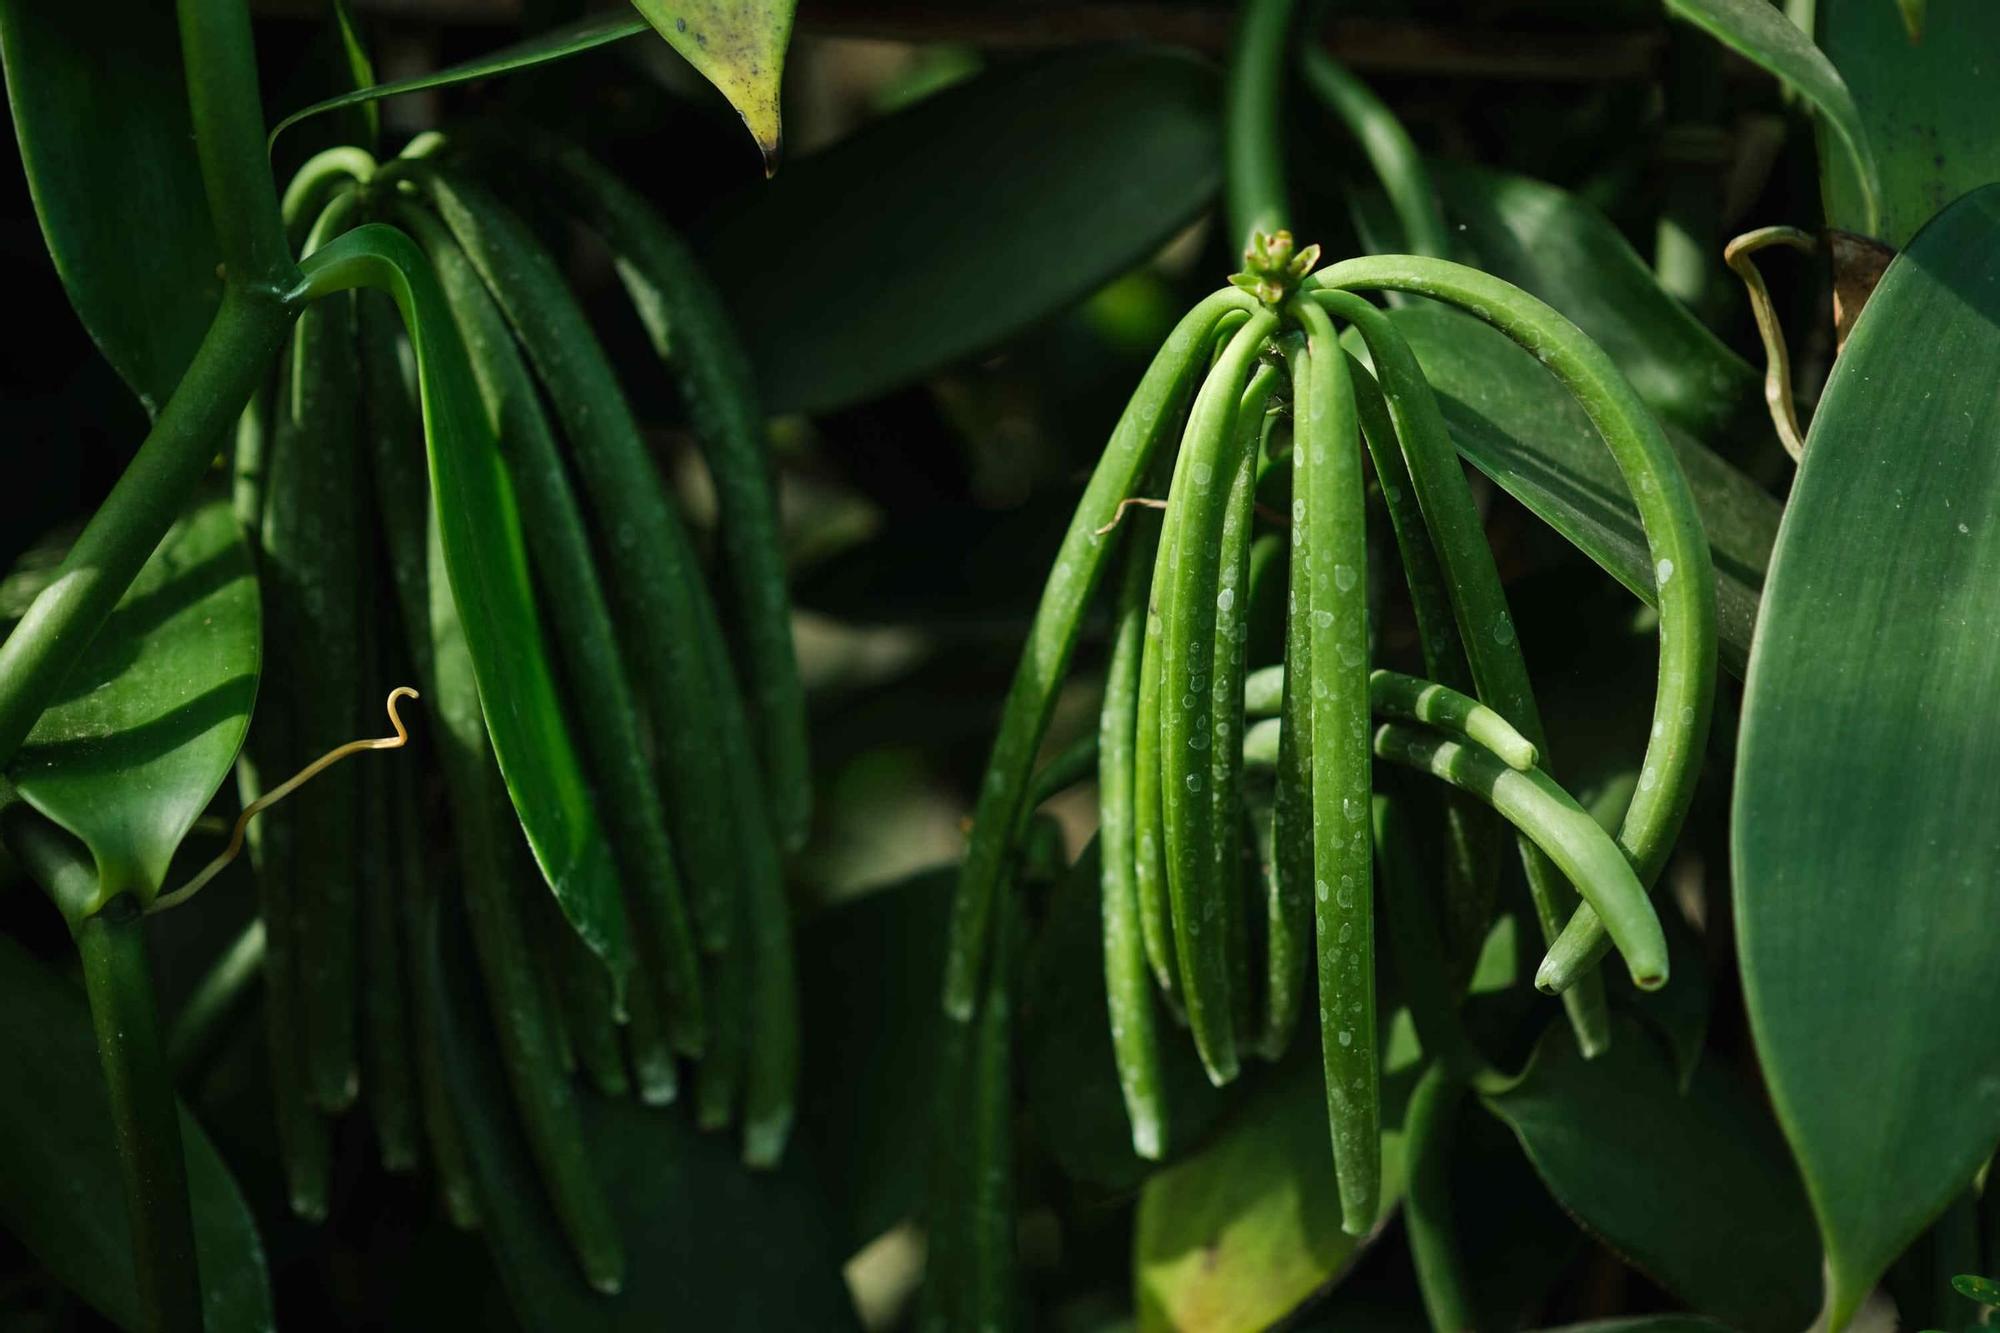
[1372,304,1778,678]
[0,0,221,414]
[8,496,257,914]
[0,932,272,1332]
[1483,1019,1820,1333]
[1734,184,2000,1329]
[703,47,1222,413]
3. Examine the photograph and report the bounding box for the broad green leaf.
[1482,1018,1820,1333]
[0,932,272,1333]
[1365,303,1779,678]
[1664,0,1882,237]
[269,13,648,149]
[1733,184,2000,1330]
[298,223,630,983]
[626,0,794,167]
[8,496,257,915]
[1432,162,1770,456]
[795,865,954,1252]
[426,893,862,1330]
[1022,839,1227,1190]
[0,0,221,414]
[702,47,1222,414]
[1132,1026,1417,1332]
[1821,0,2000,248]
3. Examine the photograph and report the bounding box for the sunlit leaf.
[7,495,257,915]
[1132,1028,1416,1332]
[1734,184,2000,1330]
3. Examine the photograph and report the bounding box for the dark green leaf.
[0,0,221,414]
[1370,303,1779,677]
[427,892,862,1331]
[1481,1018,1820,1333]
[795,865,953,1253]
[625,0,794,164]
[1021,839,1227,1191]
[1664,0,1881,236]
[1433,161,1768,455]
[1733,184,2000,1329]
[702,47,1222,414]
[1821,0,2000,248]
[8,496,258,914]
[0,932,272,1333]
[269,13,648,149]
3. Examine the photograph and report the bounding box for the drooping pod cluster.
[235,132,807,1292]
[941,233,1719,1236]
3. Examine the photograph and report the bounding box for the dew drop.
[1338,1029,1353,1047]
[1185,773,1204,793]
[1313,610,1335,629]
[1655,557,1675,587]
[1216,587,1236,612]
[1492,618,1516,646]
[1334,564,1358,592]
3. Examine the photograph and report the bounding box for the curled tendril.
[1723,225,1817,462]
[149,688,421,914]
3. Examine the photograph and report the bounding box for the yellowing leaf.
[627,0,794,169]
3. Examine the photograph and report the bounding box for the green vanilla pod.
[1287,299,1379,1236]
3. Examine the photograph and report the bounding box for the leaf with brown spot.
[626,0,794,169]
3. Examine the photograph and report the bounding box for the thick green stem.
[178,0,292,288]
[1225,0,1297,247]
[75,902,204,1333]
[0,289,295,777]
[1299,49,1450,260]
[4,801,202,1333]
